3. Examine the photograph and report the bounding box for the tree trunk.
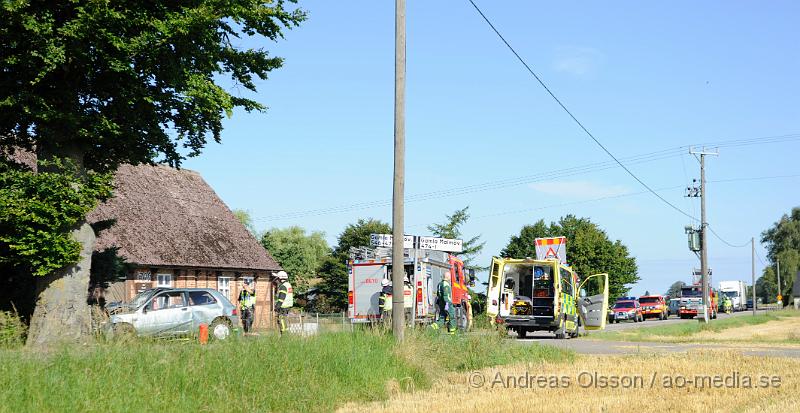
[26,222,96,348]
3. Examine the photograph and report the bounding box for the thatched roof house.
[88,164,281,328]
[89,164,279,271]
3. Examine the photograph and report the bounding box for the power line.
[253,137,800,222]
[465,0,697,221]
[755,249,768,267]
[402,173,799,228]
[255,146,686,221]
[707,225,750,248]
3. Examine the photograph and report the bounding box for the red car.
[639,295,669,320]
[612,298,643,323]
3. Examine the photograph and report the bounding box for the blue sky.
[181,1,799,296]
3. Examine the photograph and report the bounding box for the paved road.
[515,310,800,358]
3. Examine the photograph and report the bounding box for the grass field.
[339,351,800,413]
[592,310,800,343]
[0,330,571,413]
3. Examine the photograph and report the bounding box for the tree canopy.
[500,215,639,299]
[261,226,328,292]
[427,206,486,270]
[665,280,686,298]
[1,0,305,170]
[232,209,258,238]
[0,157,112,276]
[759,206,800,305]
[332,218,392,256]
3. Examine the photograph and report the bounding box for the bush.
[0,310,26,349]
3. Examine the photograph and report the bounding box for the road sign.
[418,236,463,252]
[534,237,567,264]
[370,234,462,252]
[370,234,414,249]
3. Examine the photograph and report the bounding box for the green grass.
[591,310,800,343]
[0,329,571,413]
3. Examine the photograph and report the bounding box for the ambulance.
[485,237,610,339]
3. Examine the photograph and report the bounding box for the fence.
[284,312,353,336]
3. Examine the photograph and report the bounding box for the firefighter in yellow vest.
[378,278,392,319]
[273,271,293,335]
[238,279,256,334]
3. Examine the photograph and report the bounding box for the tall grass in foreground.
[0,329,571,413]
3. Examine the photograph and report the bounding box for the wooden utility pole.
[690,148,717,323]
[752,237,757,316]
[391,0,406,341]
[777,259,781,307]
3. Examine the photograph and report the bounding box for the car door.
[144,290,192,336]
[486,257,503,319]
[578,273,609,330]
[188,290,220,330]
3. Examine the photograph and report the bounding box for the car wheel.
[210,318,232,341]
[517,328,527,339]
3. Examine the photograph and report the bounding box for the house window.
[218,276,231,300]
[156,273,172,287]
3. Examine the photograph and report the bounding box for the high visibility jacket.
[275,281,293,310]
[238,289,256,310]
[378,286,392,313]
[437,279,452,304]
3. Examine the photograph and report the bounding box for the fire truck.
[347,244,474,328]
[678,284,718,319]
[486,256,609,339]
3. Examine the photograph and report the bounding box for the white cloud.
[529,180,629,199]
[552,46,605,77]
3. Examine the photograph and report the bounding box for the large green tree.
[315,219,391,312]
[261,226,328,293]
[760,207,800,305]
[427,206,486,271]
[500,215,639,299]
[1,0,304,346]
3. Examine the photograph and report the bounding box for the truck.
[486,256,609,339]
[678,284,717,319]
[718,280,747,312]
[347,247,474,328]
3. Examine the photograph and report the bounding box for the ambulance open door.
[486,257,503,321]
[578,273,609,330]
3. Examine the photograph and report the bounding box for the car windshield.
[723,291,738,298]
[681,288,702,297]
[131,289,158,309]
[614,301,634,308]
[639,297,659,304]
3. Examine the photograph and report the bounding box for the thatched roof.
[88,164,281,272]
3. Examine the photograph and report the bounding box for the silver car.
[107,288,240,340]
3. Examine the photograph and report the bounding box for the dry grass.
[690,317,800,343]
[338,351,800,413]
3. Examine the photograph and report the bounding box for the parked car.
[612,297,643,323]
[668,298,681,317]
[639,295,669,320]
[106,288,240,340]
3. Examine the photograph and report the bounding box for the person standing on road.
[273,271,293,335]
[435,272,455,334]
[378,278,392,320]
[238,279,256,334]
[465,292,473,331]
